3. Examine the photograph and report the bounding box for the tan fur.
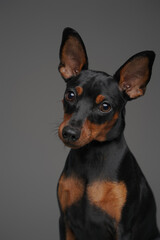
[58,174,85,212]
[66,225,76,240]
[59,112,119,148]
[87,180,127,222]
[95,94,105,104]
[74,112,119,146]
[75,86,83,96]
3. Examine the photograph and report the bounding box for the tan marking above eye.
[75,86,83,96]
[87,180,127,222]
[95,94,105,104]
[58,174,85,212]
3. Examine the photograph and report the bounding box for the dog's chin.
[64,142,81,149]
[62,140,90,149]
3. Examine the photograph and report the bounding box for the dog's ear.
[114,51,155,100]
[58,27,88,81]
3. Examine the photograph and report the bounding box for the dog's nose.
[62,126,80,142]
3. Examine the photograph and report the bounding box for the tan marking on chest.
[87,181,127,222]
[58,174,85,212]
[66,225,76,240]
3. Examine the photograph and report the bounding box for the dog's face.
[58,71,124,148]
[58,28,155,149]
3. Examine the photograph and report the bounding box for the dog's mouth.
[58,113,119,149]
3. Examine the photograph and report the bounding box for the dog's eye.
[65,91,76,102]
[99,102,111,112]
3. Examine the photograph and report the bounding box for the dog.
[57,27,159,240]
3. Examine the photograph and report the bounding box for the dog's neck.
[67,133,128,181]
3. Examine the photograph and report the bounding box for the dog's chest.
[58,174,127,223]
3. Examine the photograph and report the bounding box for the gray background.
[1,0,160,239]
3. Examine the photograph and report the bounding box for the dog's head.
[58,28,155,149]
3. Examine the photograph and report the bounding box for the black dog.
[57,27,159,240]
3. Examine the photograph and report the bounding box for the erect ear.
[58,27,88,81]
[114,51,155,100]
